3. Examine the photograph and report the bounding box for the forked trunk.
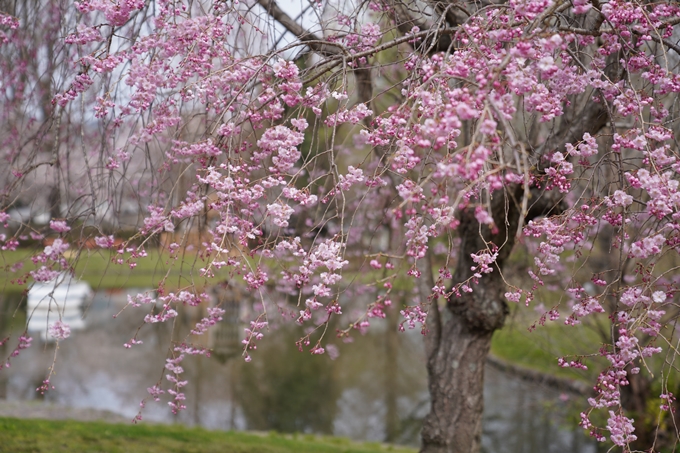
[420,189,523,453]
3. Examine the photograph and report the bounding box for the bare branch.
[385,0,454,52]
[559,15,680,39]
[256,0,341,55]
[304,26,459,82]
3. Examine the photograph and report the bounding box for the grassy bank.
[491,317,605,383]
[0,248,227,291]
[0,417,415,453]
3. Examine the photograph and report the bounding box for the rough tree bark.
[420,187,523,453]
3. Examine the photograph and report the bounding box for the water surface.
[0,289,595,452]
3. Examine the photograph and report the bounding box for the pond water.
[0,288,596,452]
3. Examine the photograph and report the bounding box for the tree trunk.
[417,45,611,451]
[421,189,523,453]
[420,315,497,453]
[420,270,509,453]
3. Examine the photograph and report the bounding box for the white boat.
[26,273,93,341]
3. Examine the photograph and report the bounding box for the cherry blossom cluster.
[0,12,19,44]
[1,335,32,370]
[143,305,179,324]
[48,321,71,341]
[190,307,225,336]
[242,319,268,362]
[399,304,429,332]
[164,354,188,414]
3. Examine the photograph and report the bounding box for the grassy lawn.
[0,418,415,453]
[0,248,230,291]
[491,316,607,383]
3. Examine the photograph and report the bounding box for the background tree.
[2,0,680,452]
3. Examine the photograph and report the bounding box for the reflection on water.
[236,332,340,434]
[483,365,595,453]
[26,273,92,341]
[0,289,595,452]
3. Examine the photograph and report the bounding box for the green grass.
[491,318,606,382]
[0,418,415,453]
[0,249,230,291]
[0,247,404,292]
[492,326,561,374]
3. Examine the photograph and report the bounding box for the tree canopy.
[2,0,680,451]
